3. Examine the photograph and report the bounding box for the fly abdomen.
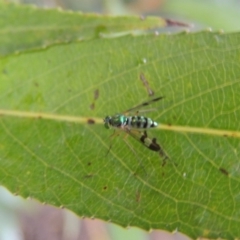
[126,116,157,129]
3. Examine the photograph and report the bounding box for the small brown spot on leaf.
[87,119,95,124]
[84,174,94,178]
[90,89,100,110]
[33,82,39,87]
[136,191,141,203]
[94,89,99,101]
[219,167,228,176]
[90,103,95,110]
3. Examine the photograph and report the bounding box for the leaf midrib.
[0,109,239,137]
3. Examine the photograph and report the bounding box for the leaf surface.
[0,26,240,239]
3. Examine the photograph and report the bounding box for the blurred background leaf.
[0,1,168,56]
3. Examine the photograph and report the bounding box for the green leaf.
[1,29,240,239]
[0,1,167,56]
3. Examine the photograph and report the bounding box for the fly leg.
[122,129,147,176]
[106,130,119,156]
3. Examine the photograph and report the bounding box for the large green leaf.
[1,29,240,239]
[0,1,167,56]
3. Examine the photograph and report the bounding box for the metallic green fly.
[103,96,167,160]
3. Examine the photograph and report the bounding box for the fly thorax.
[112,115,127,127]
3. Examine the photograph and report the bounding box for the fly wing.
[127,129,160,151]
[123,96,164,115]
[125,128,167,159]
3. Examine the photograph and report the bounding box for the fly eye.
[104,116,110,129]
